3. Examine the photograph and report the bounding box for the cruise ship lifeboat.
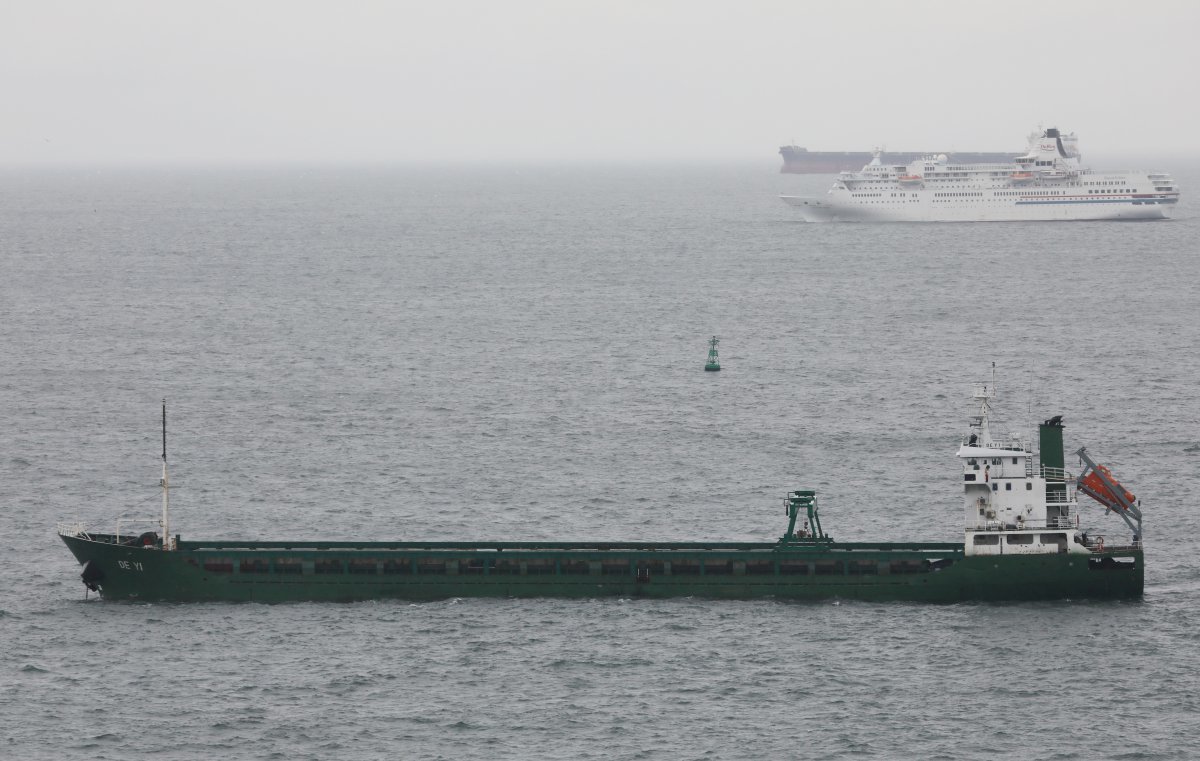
[898,174,923,185]
[1011,171,1034,182]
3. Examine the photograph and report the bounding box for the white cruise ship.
[781,128,1179,222]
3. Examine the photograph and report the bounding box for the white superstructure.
[782,128,1179,222]
[957,381,1082,557]
[955,374,1142,558]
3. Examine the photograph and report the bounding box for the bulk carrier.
[58,382,1144,602]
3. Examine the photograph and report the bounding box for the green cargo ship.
[58,385,1144,603]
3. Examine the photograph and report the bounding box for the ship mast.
[161,399,170,551]
[971,363,997,446]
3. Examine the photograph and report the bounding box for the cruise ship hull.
[61,533,1143,603]
[781,195,1174,222]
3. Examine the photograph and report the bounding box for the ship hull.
[61,534,1143,603]
[781,195,1174,222]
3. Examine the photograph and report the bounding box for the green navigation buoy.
[704,336,721,371]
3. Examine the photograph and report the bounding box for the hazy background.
[3,0,1198,166]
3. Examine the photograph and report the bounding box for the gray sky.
[4,0,1198,165]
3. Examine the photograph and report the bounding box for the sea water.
[1,161,1198,759]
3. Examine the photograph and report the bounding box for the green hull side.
[61,535,1143,604]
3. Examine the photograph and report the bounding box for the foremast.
[160,399,171,551]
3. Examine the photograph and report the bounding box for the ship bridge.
[958,379,1083,557]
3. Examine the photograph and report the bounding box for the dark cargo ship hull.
[62,534,1143,603]
[779,147,1016,174]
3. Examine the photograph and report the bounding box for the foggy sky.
[4,0,1198,165]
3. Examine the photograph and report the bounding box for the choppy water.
[2,162,1199,759]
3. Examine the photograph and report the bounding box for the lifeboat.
[1011,171,1034,182]
[1080,464,1136,510]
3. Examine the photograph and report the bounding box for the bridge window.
[973,535,1000,546]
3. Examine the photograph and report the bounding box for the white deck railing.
[56,522,88,538]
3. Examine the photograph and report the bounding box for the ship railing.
[115,517,160,544]
[1084,536,1142,553]
[960,435,1031,453]
[56,522,90,539]
[971,383,996,400]
[1040,466,1072,482]
[972,518,1075,531]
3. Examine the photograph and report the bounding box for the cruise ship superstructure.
[781,128,1179,222]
